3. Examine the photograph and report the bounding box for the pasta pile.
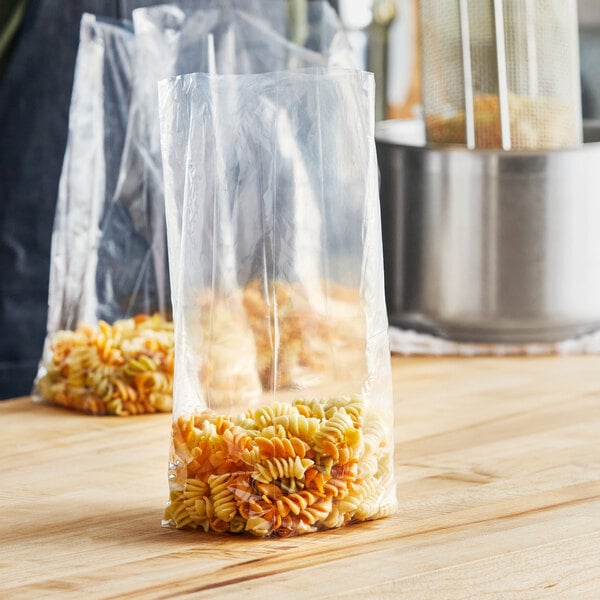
[36,314,174,416]
[426,93,579,150]
[164,396,396,537]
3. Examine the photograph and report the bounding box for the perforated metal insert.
[420,0,582,150]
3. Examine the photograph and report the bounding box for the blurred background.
[334,0,600,122]
[1,0,599,399]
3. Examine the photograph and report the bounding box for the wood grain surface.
[1,355,599,599]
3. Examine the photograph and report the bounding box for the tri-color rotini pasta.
[35,314,174,415]
[164,396,397,537]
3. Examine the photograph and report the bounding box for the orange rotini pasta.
[164,396,396,537]
[35,314,174,416]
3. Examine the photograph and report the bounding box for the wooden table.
[2,355,599,599]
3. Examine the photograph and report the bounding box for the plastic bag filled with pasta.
[159,68,396,537]
[33,14,175,416]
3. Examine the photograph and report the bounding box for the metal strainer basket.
[420,0,583,150]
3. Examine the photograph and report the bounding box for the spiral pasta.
[36,314,174,416]
[164,396,396,537]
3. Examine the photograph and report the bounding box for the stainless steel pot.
[376,120,600,343]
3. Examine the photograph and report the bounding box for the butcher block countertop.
[2,355,600,599]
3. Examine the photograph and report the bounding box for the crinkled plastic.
[34,14,175,416]
[120,0,353,305]
[292,0,355,61]
[47,14,135,333]
[159,68,396,537]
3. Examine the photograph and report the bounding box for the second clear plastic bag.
[34,14,175,416]
[159,68,396,537]
[119,0,353,306]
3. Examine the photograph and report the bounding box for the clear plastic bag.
[34,14,175,416]
[159,68,396,537]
